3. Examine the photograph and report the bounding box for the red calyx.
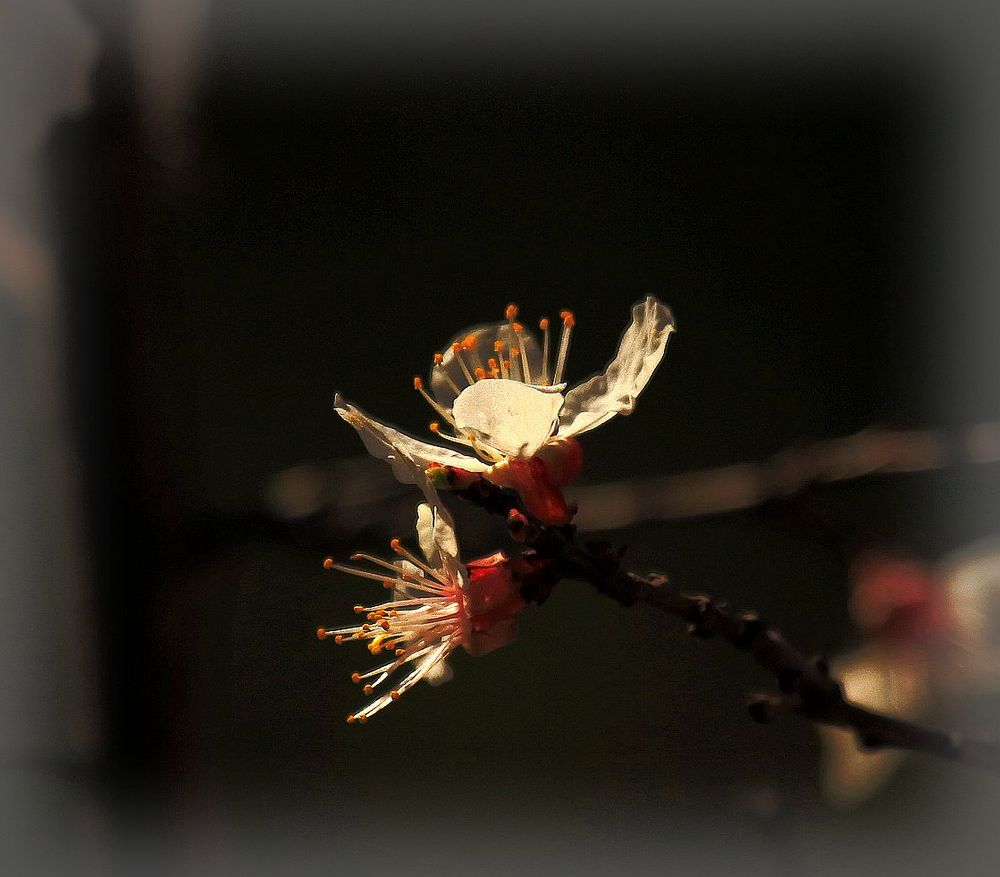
[464,552,526,656]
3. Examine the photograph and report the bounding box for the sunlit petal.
[558,296,676,437]
[452,379,564,458]
[334,394,489,482]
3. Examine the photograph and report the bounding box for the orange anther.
[323,557,334,570]
[452,342,462,354]
[346,715,356,724]
[539,317,550,330]
[494,340,506,352]
[462,334,478,349]
[505,303,519,321]
[390,538,402,551]
[395,648,405,656]
[316,628,327,640]
[560,310,576,327]
[413,375,424,390]
[358,715,368,724]
[351,672,362,684]
[334,635,345,644]
[429,421,441,433]
[353,605,364,613]
[362,684,374,695]
[390,690,401,701]
[510,347,520,357]
[488,357,499,370]
[379,620,390,631]
[433,352,444,364]
[474,367,487,380]
[512,322,524,333]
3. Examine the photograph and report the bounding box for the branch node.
[686,596,714,639]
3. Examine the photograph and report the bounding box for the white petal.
[557,296,676,437]
[415,501,459,567]
[423,659,454,686]
[452,379,564,458]
[334,394,489,482]
[416,503,437,563]
[430,321,543,407]
[391,559,425,601]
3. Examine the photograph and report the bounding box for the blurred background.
[3,1,1000,874]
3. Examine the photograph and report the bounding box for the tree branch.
[450,473,1000,774]
[590,565,1000,772]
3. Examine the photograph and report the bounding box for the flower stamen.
[433,352,462,395]
[553,310,575,385]
[319,540,474,723]
[539,317,550,385]
[390,537,449,582]
[508,347,523,382]
[429,422,501,464]
[512,322,532,383]
[321,556,400,585]
[349,551,451,590]
[451,342,477,386]
[494,340,510,380]
[414,376,457,426]
[428,420,488,463]
[467,433,505,464]
[461,335,485,373]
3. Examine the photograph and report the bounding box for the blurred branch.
[449,475,1000,774]
[571,421,1000,530]
[265,422,1000,541]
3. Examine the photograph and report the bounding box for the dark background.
[9,2,1000,874]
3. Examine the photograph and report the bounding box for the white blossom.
[336,296,676,477]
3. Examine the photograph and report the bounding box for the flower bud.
[851,552,952,645]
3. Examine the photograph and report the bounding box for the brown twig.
[448,472,1000,774]
[586,564,1000,772]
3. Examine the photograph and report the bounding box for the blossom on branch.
[335,296,676,522]
[317,502,524,723]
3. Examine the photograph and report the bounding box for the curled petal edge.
[334,394,490,485]
[557,296,676,438]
